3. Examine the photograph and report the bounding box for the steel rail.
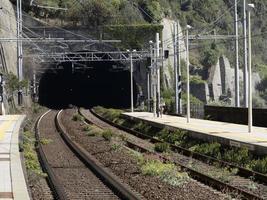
[56,110,141,200]
[89,109,267,185]
[84,108,266,200]
[35,110,67,200]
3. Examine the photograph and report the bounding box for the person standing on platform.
[159,97,165,118]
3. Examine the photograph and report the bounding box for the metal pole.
[20,0,23,81]
[17,0,23,105]
[177,22,182,114]
[173,23,178,114]
[243,0,248,107]
[234,0,240,107]
[247,7,253,133]
[33,70,36,101]
[152,47,157,117]
[16,0,20,76]
[148,44,153,112]
[186,26,190,123]
[130,52,134,112]
[156,33,160,117]
[147,69,150,111]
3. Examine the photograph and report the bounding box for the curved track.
[80,108,267,200]
[36,110,123,200]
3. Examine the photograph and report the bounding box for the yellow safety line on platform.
[0,116,18,141]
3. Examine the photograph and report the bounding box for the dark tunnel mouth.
[38,61,138,109]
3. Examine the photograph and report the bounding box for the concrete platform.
[123,112,267,156]
[0,115,30,200]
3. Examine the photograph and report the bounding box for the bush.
[154,142,170,153]
[190,142,221,158]
[83,125,91,132]
[83,125,102,136]
[222,147,251,166]
[40,138,52,145]
[23,131,46,176]
[102,129,113,141]
[158,128,188,145]
[141,160,189,186]
[250,157,267,174]
[133,121,153,135]
[72,114,83,122]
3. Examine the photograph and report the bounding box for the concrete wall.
[204,105,267,127]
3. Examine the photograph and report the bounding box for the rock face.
[0,0,17,114]
[161,18,186,89]
[0,0,17,74]
[207,55,261,105]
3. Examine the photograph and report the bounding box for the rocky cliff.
[0,0,17,74]
[0,0,18,114]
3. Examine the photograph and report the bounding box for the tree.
[201,43,220,68]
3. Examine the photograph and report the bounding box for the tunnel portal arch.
[38,60,138,109]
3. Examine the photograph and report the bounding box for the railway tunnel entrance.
[38,61,138,109]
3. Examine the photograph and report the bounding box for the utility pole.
[173,23,178,115]
[147,67,150,111]
[17,0,23,105]
[247,3,254,133]
[150,42,157,117]
[243,0,248,107]
[186,25,192,123]
[33,70,37,102]
[129,51,135,112]
[147,42,154,112]
[156,33,160,117]
[234,0,240,107]
[177,22,182,114]
[0,73,5,115]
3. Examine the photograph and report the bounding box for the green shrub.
[85,125,102,137]
[190,142,221,158]
[40,138,52,145]
[154,142,170,153]
[23,131,46,176]
[133,121,153,135]
[158,128,188,145]
[111,143,121,151]
[72,114,83,121]
[141,160,189,186]
[223,147,251,166]
[102,129,114,141]
[250,157,267,174]
[83,125,91,132]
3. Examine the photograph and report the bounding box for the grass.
[93,106,267,174]
[22,131,46,177]
[141,159,189,186]
[72,114,83,122]
[190,142,222,158]
[83,125,102,136]
[154,142,170,153]
[111,143,121,151]
[40,138,53,145]
[102,129,114,141]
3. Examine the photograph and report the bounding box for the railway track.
[36,110,141,200]
[79,108,267,200]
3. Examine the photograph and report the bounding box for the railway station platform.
[123,112,267,156]
[0,115,30,200]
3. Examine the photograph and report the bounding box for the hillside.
[19,0,267,106]
[23,0,266,64]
